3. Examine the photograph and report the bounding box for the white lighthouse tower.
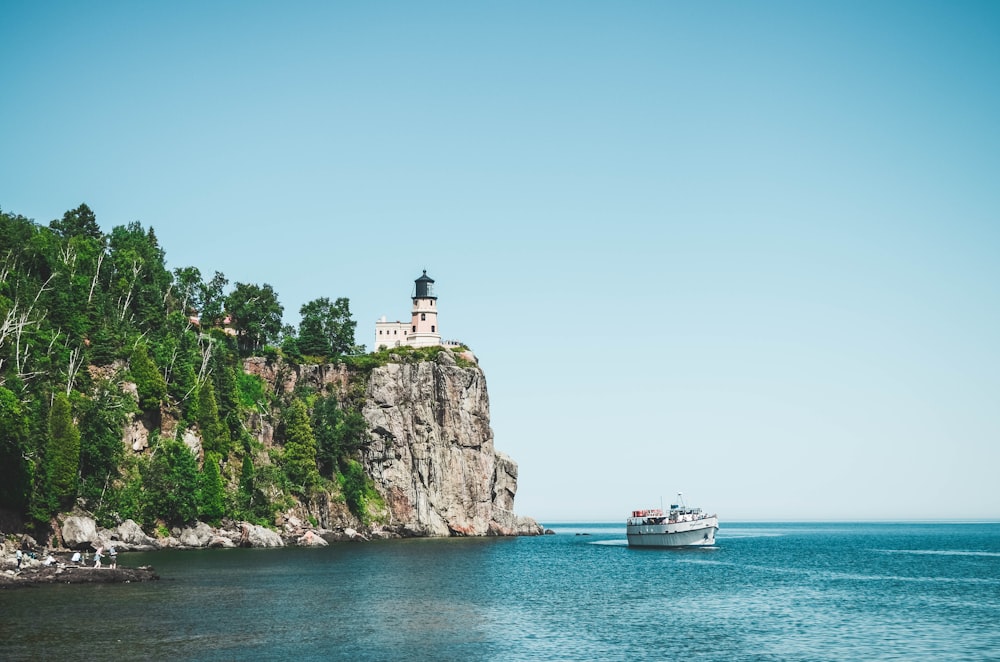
[374,270,445,351]
[408,270,441,348]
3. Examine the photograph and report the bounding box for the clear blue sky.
[3,1,999,522]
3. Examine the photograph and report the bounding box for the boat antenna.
[677,492,685,508]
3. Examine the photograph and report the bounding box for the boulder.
[209,536,237,548]
[240,523,284,548]
[296,530,328,547]
[122,418,148,452]
[177,521,215,548]
[281,514,303,533]
[343,527,369,541]
[116,519,161,549]
[61,516,98,549]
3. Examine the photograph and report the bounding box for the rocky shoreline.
[1,511,374,588]
[43,512,388,554]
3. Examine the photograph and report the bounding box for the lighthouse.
[374,270,446,351]
[408,270,441,347]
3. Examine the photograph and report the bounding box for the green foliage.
[171,265,203,315]
[366,344,475,368]
[159,312,201,424]
[49,203,102,241]
[225,281,283,356]
[143,437,199,524]
[312,394,368,479]
[278,399,321,495]
[78,379,135,505]
[98,455,145,527]
[0,386,32,511]
[198,271,229,327]
[198,378,231,456]
[235,371,267,411]
[130,344,167,411]
[297,296,358,358]
[338,459,384,524]
[198,452,226,523]
[46,392,81,509]
[108,222,171,330]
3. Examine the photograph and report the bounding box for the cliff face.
[361,352,541,536]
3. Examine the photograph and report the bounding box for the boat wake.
[876,549,1000,558]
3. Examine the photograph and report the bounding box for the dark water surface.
[2,522,998,660]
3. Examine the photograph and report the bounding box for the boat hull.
[626,516,719,548]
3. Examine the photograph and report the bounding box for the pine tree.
[198,379,230,456]
[280,399,320,494]
[47,393,80,508]
[198,452,226,523]
[143,438,199,524]
[130,344,167,411]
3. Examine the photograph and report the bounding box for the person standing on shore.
[15,549,22,568]
[94,547,103,568]
[109,546,117,569]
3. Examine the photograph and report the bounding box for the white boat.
[626,494,719,548]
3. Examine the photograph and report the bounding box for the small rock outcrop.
[0,565,159,589]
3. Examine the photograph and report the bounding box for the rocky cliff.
[245,350,541,538]
[362,351,540,536]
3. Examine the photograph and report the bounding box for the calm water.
[2,522,999,660]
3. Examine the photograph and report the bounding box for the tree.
[78,380,134,505]
[225,282,283,355]
[279,399,320,494]
[237,453,265,519]
[198,378,231,456]
[297,311,329,357]
[130,344,167,411]
[47,392,80,508]
[143,438,199,524]
[49,203,102,241]
[0,386,32,511]
[298,297,357,357]
[105,221,171,334]
[172,266,202,315]
[198,452,225,523]
[312,394,368,478]
[198,271,228,327]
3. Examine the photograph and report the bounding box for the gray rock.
[61,516,98,548]
[116,519,161,549]
[240,523,284,548]
[296,531,328,546]
[361,361,540,537]
[177,521,214,548]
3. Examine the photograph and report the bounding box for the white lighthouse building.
[375,271,446,351]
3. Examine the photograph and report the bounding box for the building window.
[412,325,416,332]
[421,313,426,321]
[393,330,397,334]
[431,325,435,333]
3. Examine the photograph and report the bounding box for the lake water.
[2,522,999,660]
